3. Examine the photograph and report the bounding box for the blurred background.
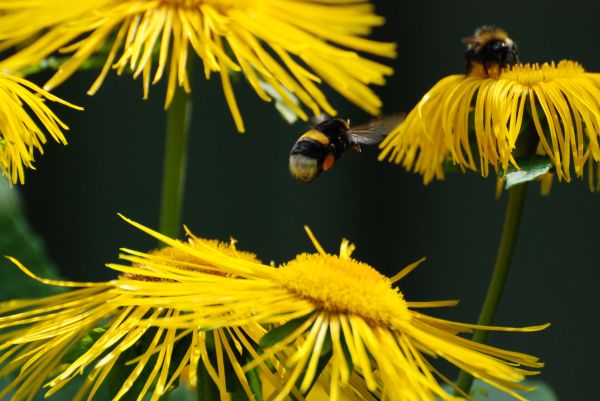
[3,0,599,399]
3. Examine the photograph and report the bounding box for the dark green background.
[8,0,600,399]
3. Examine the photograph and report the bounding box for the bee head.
[313,118,350,138]
[464,26,510,48]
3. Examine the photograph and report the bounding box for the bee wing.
[345,129,388,145]
[347,112,405,145]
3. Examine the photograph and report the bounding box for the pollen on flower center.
[126,237,259,282]
[500,60,585,86]
[275,253,410,324]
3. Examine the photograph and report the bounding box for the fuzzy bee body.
[464,26,519,78]
[289,116,400,183]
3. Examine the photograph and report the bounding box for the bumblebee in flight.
[289,115,402,183]
[464,26,519,78]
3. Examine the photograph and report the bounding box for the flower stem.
[454,182,528,395]
[158,85,193,239]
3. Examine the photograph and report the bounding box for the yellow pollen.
[500,60,585,86]
[275,253,410,324]
[126,238,259,281]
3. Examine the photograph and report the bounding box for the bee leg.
[347,144,362,154]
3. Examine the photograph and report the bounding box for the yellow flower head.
[111,218,548,401]
[0,218,549,401]
[379,60,600,190]
[0,72,80,184]
[0,0,396,132]
[0,233,285,401]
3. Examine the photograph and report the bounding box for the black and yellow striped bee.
[289,115,402,183]
[464,26,519,78]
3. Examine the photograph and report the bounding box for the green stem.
[158,86,193,239]
[454,182,528,396]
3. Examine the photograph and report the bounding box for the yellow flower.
[113,217,548,401]
[0,0,396,132]
[379,60,600,190]
[0,235,287,401]
[0,71,80,184]
[0,217,548,400]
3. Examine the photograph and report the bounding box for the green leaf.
[166,383,196,401]
[259,314,312,349]
[103,348,148,401]
[260,314,331,399]
[295,334,332,397]
[320,331,332,356]
[225,353,247,399]
[225,331,266,401]
[19,39,115,77]
[0,178,61,300]
[197,361,221,401]
[246,363,263,401]
[0,375,88,401]
[503,155,553,190]
[19,55,107,76]
[68,328,193,401]
[196,330,265,401]
[339,337,354,377]
[442,160,466,174]
[195,331,221,401]
[443,379,558,401]
[258,80,300,124]
[63,327,107,363]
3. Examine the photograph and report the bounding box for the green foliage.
[168,383,196,401]
[442,154,553,189]
[260,315,332,400]
[259,314,312,349]
[19,55,108,77]
[19,41,114,77]
[504,156,553,189]
[246,362,263,401]
[196,359,220,401]
[454,379,559,401]
[295,333,332,397]
[442,160,467,174]
[258,80,300,124]
[196,330,264,401]
[340,337,354,377]
[442,379,558,401]
[63,327,108,364]
[0,178,61,300]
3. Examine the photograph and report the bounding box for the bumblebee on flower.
[379,26,600,191]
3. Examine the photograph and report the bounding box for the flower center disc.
[127,238,259,281]
[276,254,409,324]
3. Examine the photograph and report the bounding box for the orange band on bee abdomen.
[322,153,335,171]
